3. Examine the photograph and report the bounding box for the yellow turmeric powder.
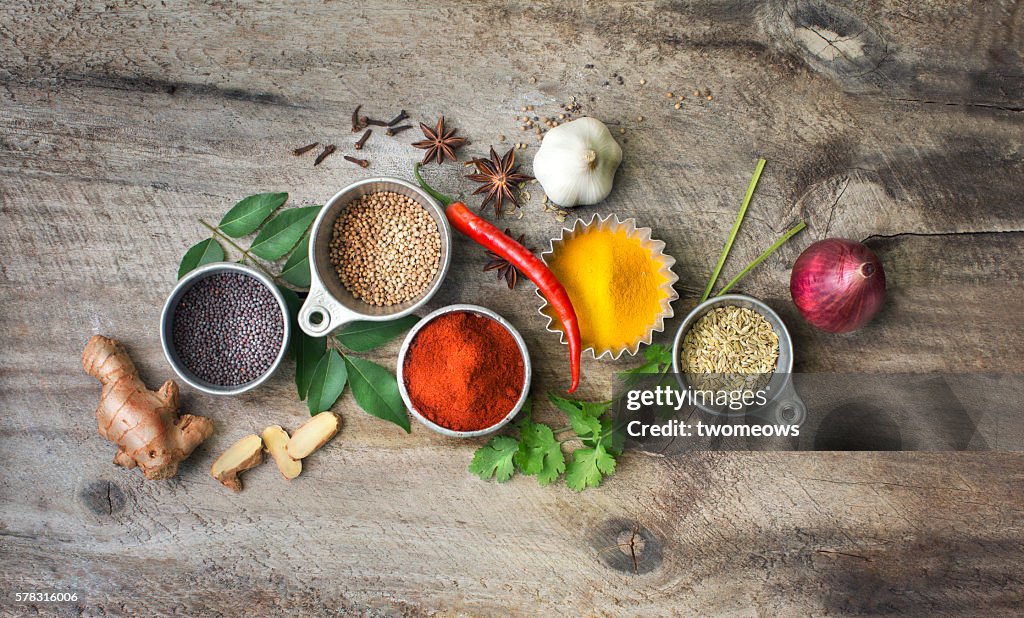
[545,226,670,352]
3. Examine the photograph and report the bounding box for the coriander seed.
[330,191,441,307]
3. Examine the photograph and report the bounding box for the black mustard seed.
[171,272,285,386]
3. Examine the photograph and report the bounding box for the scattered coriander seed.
[679,95,686,101]
[558,113,566,119]
[666,92,673,98]
[674,103,682,109]
[529,76,537,83]
[693,89,701,96]
[639,78,647,85]
[330,191,441,307]
[498,134,506,142]
[637,115,644,121]
[707,95,713,101]
[619,127,626,134]
[521,106,528,112]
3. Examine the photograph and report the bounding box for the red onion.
[790,239,886,333]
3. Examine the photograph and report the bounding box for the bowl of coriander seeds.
[298,178,452,336]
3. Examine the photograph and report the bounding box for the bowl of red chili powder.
[398,304,531,437]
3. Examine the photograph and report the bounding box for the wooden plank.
[0,0,1022,614]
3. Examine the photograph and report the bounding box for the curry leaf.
[277,285,301,320]
[344,356,410,432]
[218,192,288,238]
[295,333,327,401]
[280,234,312,288]
[306,349,347,415]
[469,436,519,482]
[277,284,301,358]
[335,315,420,352]
[564,443,616,492]
[178,238,225,279]
[250,205,321,260]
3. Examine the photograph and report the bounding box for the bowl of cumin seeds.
[672,294,801,421]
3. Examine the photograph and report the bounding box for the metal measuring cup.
[671,294,806,427]
[298,177,453,337]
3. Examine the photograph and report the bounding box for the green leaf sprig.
[470,344,675,491]
[178,192,417,432]
[700,159,807,298]
[470,395,619,492]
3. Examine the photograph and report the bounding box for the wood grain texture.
[1,0,1022,615]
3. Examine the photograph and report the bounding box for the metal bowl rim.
[670,293,795,417]
[160,261,292,396]
[396,304,532,438]
[299,176,453,336]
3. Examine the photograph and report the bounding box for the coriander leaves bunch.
[470,344,674,491]
[178,192,414,431]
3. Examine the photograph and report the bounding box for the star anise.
[484,229,534,290]
[412,116,466,165]
[466,147,534,216]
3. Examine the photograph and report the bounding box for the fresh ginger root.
[262,425,301,480]
[83,335,214,480]
[210,434,263,491]
[286,412,340,460]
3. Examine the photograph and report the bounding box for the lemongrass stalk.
[701,158,766,301]
[716,220,807,296]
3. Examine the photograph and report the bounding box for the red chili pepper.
[414,164,582,393]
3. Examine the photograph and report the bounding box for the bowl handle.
[763,379,806,427]
[298,281,361,336]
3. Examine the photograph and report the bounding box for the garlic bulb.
[533,117,623,207]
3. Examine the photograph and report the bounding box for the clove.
[343,156,369,168]
[362,117,388,127]
[351,105,363,132]
[387,110,409,126]
[386,124,413,137]
[292,142,319,156]
[354,129,372,150]
[314,144,337,166]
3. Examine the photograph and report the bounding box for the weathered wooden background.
[2,1,1023,615]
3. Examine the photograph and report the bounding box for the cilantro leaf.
[622,360,663,375]
[582,416,624,456]
[469,436,519,482]
[644,344,674,366]
[549,393,609,439]
[565,444,617,491]
[514,420,565,486]
[623,344,674,375]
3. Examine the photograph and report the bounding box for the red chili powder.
[403,311,525,432]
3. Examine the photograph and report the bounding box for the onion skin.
[790,239,886,333]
